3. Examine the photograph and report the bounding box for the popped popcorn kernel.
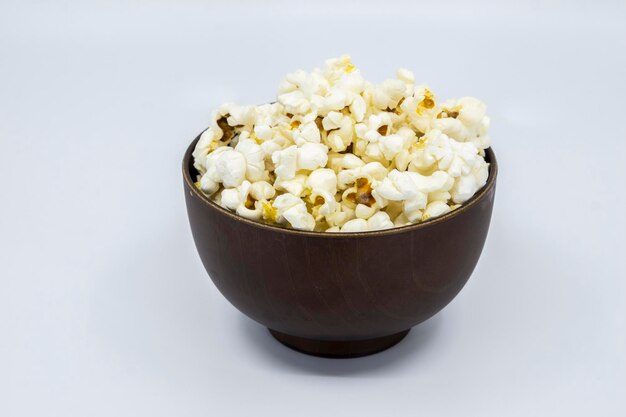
[193,56,492,232]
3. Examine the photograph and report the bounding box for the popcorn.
[374,170,451,201]
[249,181,276,201]
[275,174,308,197]
[234,137,267,182]
[349,95,367,122]
[193,128,217,174]
[340,212,393,232]
[322,111,353,152]
[355,203,377,220]
[292,121,321,146]
[227,105,257,128]
[306,168,338,194]
[422,200,451,221]
[272,145,298,180]
[215,148,247,188]
[309,189,339,221]
[340,218,368,232]
[219,181,263,221]
[379,134,405,160]
[366,212,394,230]
[402,192,428,222]
[199,146,232,194]
[337,162,387,189]
[273,193,316,231]
[450,159,488,204]
[193,56,492,232]
[396,68,415,85]
[369,79,406,110]
[326,203,355,228]
[297,143,328,171]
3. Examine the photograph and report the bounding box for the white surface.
[1,1,625,416]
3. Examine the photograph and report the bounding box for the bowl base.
[268,328,410,358]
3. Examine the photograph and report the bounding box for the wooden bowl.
[183,133,498,358]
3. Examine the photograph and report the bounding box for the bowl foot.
[268,328,410,358]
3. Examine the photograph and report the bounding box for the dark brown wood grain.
[183,133,498,358]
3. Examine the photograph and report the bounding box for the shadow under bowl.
[183,133,497,358]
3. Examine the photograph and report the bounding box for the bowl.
[183,132,497,358]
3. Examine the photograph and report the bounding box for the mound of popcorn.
[193,55,491,232]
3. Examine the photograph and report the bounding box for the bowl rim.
[183,133,498,238]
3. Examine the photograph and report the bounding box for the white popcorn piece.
[355,203,377,219]
[235,137,267,182]
[292,121,321,146]
[417,130,480,178]
[326,203,355,228]
[297,143,329,171]
[328,152,365,172]
[450,174,479,204]
[260,136,285,158]
[338,211,393,232]
[219,181,263,221]
[422,200,451,220]
[379,134,405,160]
[400,86,438,133]
[456,97,487,127]
[273,193,316,231]
[275,174,308,197]
[403,192,428,222]
[342,153,366,170]
[370,79,406,110]
[309,189,339,220]
[272,145,298,180]
[321,89,349,113]
[349,95,366,122]
[227,105,257,128]
[340,218,369,232]
[367,212,394,231]
[322,111,353,152]
[394,149,413,171]
[431,97,490,148]
[199,146,231,194]
[215,148,247,188]
[323,54,357,83]
[396,68,415,85]
[235,181,263,220]
[249,181,276,201]
[192,128,217,174]
[374,170,450,201]
[220,187,240,210]
[306,168,338,194]
[337,162,388,189]
[278,91,311,115]
[254,124,273,141]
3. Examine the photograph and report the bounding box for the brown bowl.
[183,133,497,358]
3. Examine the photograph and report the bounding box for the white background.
[1,1,625,416]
